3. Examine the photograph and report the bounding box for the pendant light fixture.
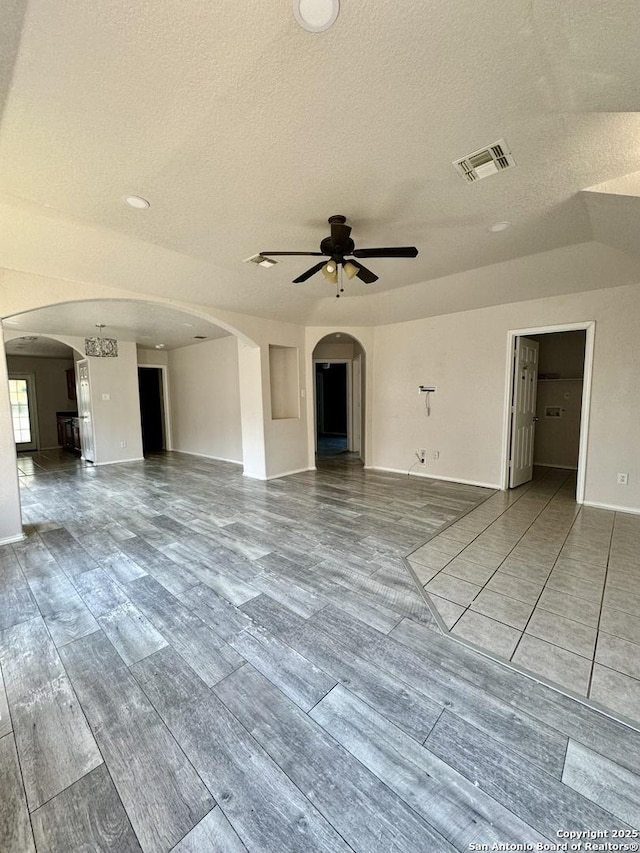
[85,324,118,358]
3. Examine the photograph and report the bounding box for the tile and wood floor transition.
[1,450,639,852]
[412,467,640,720]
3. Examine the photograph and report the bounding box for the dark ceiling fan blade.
[259,251,325,256]
[352,246,418,258]
[292,261,326,283]
[348,259,378,284]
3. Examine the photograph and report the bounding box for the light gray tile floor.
[413,467,640,724]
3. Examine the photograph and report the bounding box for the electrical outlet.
[120,440,127,448]
[617,472,629,485]
[415,449,426,464]
[432,450,440,460]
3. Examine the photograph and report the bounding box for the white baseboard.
[534,462,578,470]
[367,465,500,490]
[172,450,242,465]
[582,500,640,515]
[92,457,145,467]
[266,466,315,481]
[0,532,26,545]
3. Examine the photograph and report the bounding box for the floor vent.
[453,139,515,182]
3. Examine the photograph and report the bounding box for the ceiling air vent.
[453,139,515,183]
[193,335,207,340]
[243,253,278,268]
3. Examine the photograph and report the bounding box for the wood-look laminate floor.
[1,451,639,852]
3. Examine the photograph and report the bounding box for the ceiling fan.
[259,215,418,288]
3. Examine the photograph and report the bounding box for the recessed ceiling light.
[489,221,510,232]
[124,195,150,210]
[293,0,340,32]
[155,343,166,349]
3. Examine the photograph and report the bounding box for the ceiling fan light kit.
[342,260,359,280]
[258,214,418,296]
[321,261,338,284]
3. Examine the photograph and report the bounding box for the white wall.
[534,379,583,469]
[313,341,356,359]
[137,347,169,366]
[261,328,308,479]
[371,282,640,512]
[168,336,243,464]
[82,340,144,464]
[7,355,75,448]
[0,329,23,542]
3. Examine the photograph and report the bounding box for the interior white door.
[509,336,539,487]
[76,360,95,462]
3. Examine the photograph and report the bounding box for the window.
[9,378,32,443]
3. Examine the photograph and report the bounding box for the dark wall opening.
[138,367,165,453]
[315,363,347,436]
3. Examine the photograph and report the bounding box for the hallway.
[0,455,638,851]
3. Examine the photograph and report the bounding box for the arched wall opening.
[4,333,84,458]
[0,296,282,541]
[311,332,366,465]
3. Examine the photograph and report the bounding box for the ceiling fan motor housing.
[323,214,354,258]
[320,235,355,258]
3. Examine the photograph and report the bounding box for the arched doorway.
[4,334,85,461]
[312,333,365,463]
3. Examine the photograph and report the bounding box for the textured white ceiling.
[3,301,230,350]
[1,0,640,329]
[5,337,74,359]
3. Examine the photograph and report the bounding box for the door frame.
[75,358,95,462]
[500,321,595,503]
[312,358,352,454]
[8,372,40,452]
[138,363,172,450]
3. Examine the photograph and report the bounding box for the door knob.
[532,416,540,422]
